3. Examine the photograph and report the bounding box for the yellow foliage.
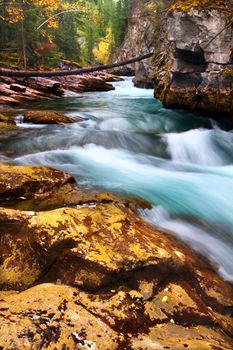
[169,0,231,13]
[93,27,114,64]
[0,0,60,24]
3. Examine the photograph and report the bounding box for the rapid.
[1,77,233,282]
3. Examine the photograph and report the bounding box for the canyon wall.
[152,1,233,118]
[114,0,157,87]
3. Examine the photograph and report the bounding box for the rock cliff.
[153,0,233,118]
[114,0,157,87]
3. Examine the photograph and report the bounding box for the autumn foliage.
[0,0,129,68]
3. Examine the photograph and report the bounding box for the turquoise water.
[1,77,233,282]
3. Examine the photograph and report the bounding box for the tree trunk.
[0,52,153,77]
[20,0,27,69]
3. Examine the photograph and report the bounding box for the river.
[1,77,233,282]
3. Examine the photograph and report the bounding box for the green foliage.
[0,0,129,68]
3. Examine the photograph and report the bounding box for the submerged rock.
[23,110,78,124]
[153,1,233,118]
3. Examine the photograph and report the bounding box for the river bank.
[0,78,233,348]
[0,71,121,106]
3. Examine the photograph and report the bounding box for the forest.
[0,0,129,68]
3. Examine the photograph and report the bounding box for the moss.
[0,113,16,125]
[0,122,18,132]
[169,0,232,13]
[220,66,233,76]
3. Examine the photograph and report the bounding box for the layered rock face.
[153,3,233,118]
[0,72,116,106]
[0,163,233,349]
[113,0,156,87]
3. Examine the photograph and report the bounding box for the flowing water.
[1,77,233,282]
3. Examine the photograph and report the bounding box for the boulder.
[57,74,115,93]
[24,77,64,96]
[23,110,78,124]
[0,163,149,212]
[0,163,73,201]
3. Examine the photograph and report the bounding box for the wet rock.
[153,2,233,118]
[94,72,123,82]
[0,180,149,213]
[0,163,150,211]
[0,163,232,346]
[0,163,73,201]
[75,288,147,332]
[23,110,78,124]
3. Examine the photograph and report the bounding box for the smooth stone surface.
[23,110,78,124]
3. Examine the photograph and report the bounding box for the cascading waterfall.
[1,77,233,282]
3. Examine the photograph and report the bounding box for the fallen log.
[0,52,153,78]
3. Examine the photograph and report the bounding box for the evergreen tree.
[0,0,130,67]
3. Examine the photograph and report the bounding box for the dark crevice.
[175,47,207,66]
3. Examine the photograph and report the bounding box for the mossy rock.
[0,114,18,132]
[0,113,16,125]
[0,163,74,201]
[23,110,79,124]
[169,0,232,13]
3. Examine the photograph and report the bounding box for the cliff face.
[114,0,156,87]
[153,2,233,118]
